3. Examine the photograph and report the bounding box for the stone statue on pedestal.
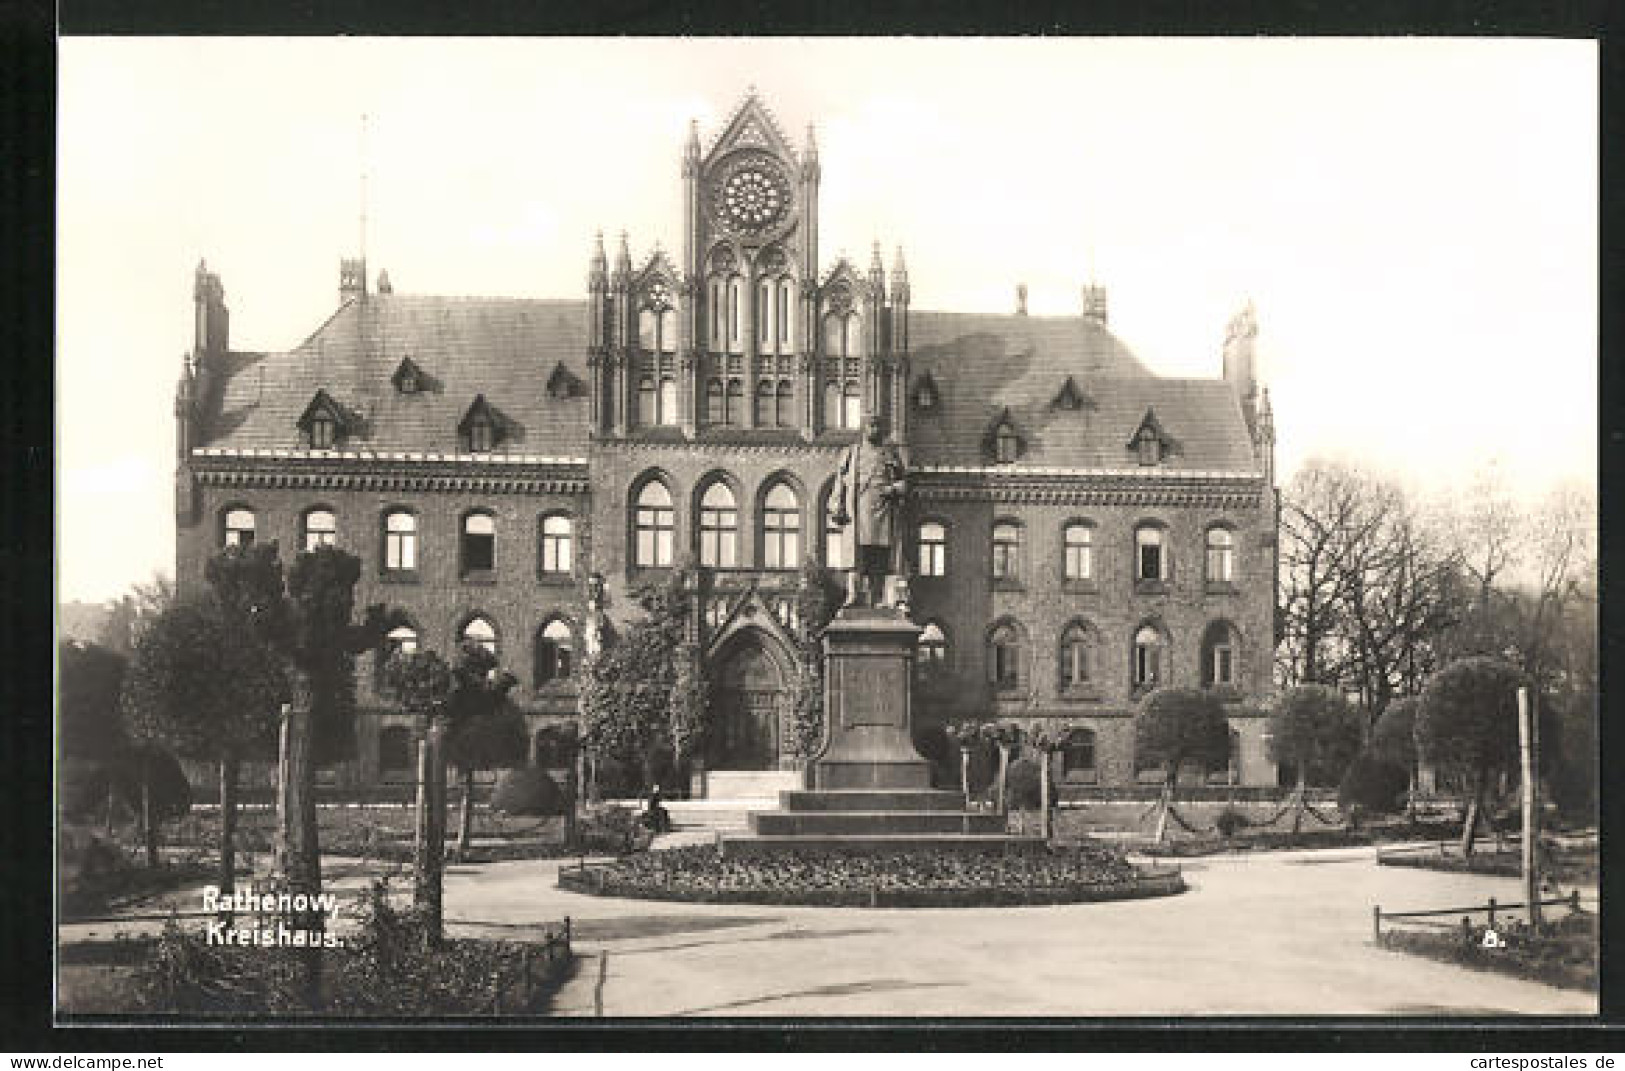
[833,414,907,608]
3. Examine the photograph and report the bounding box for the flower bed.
[556,843,1184,907]
[1377,844,1597,884]
[1378,911,1597,993]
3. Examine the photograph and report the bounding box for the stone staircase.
[721,788,1040,854]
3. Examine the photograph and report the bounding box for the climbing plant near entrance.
[787,561,842,760]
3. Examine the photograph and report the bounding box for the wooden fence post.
[1487,897,1497,927]
[1372,906,1381,943]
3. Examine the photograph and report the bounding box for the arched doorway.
[709,630,788,770]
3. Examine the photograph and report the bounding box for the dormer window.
[1137,427,1160,465]
[310,415,335,450]
[912,374,940,412]
[1127,407,1174,467]
[995,424,1019,464]
[391,356,428,395]
[469,417,493,454]
[399,369,418,393]
[458,395,503,453]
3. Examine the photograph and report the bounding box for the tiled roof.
[906,311,1259,472]
[204,295,591,456]
[201,297,1258,474]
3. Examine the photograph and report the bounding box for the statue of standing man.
[833,414,908,608]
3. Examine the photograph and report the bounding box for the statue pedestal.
[810,606,932,790]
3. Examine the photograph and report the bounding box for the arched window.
[374,623,419,691]
[540,514,573,576]
[378,726,413,780]
[762,482,801,569]
[706,378,725,425]
[727,278,744,353]
[302,508,336,551]
[842,382,862,430]
[991,522,1022,581]
[637,375,657,426]
[638,309,658,350]
[460,511,496,576]
[825,494,852,570]
[917,622,948,681]
[383,510,417,572]
[698,481,739,568]
[725,380,744,425]
[755,379,774,426]
[777,279,795,350]
[844,315,862,357]
[634,480,676,567]
[1201,621,1238,688]
[1206,527,1236,583]
[989,621,1023,692]
[775,380,794,427]
[1135,524,1167,581]
[1060,622,1095,689]
[658,378,679,426]
[824,313,846,357]
[535,619,575,686]
[461,616,498,657]
[918,521,947,577]
[709,278,727,349]
[223,507,256,548]
[1133,624,1165,690]
[1064,523,1093,581]
[1062,727,1097,779]
[756,279,772,344]
[660,309,678,353]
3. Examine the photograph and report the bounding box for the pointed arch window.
[540,513,574,577]
[824,313,846,357]
[699,482,739,568]
[1206,527,1236,583]
[727,278,744,354]
[535,619,575,686]
[634,481,675,568]
[1060,622,1096,689]
[706,378,726,425]
[638,308,658,350]
[1133,625,1165,690]
[383,510,417,572]
[709,278,727,350]
[461,616,498,657]
[989,621,1024,692]
[917,521,947,577]
[777,279,795,350]
[303,508,337,551]
[823,381,842,428]
[725,380,744,425]
[637,375,658,426]
[375,623,419,691]
[762,482,801,569]
[223,507,256,548]
[755,379,775,426]
[842,382,862,430]
[775,379,794,427]
[658,377,679,425]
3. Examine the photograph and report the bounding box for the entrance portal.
[709,633,786,771]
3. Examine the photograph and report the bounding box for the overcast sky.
[57,37,1596,603]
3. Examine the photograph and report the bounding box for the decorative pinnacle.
[892,246,908,279]
[685,119,701,158]
[804,122,818,157]
[615,231,632,268]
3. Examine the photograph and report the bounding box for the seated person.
[640,784,672,834]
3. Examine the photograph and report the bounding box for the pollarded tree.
[1134,687,1231,843]
[119,599,283,886]
[1265,685,1364,833]
[382,648,453,938]
[1370,696,1422,815]
[442,642,525,858]
[1417,656,1523,855]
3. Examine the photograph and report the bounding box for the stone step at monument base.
[718,832,1045,856]
[701,770,803,799]
[777,789,968,813]
[751,809,1008,836]
[665,799,773,833]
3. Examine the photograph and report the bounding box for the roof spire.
[891,246,910,299]
[868,241,886,284]
[685,118,701,160]
[588,230,608,287]
[804,122,818,160]
[613,230,632,284]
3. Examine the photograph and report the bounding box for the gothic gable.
[704,91,797,165]
[1051,375,1095,412]
[1126,406,1180,464]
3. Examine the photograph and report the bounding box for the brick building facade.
[173,93,1280,793]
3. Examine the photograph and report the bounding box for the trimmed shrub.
[1006,757,1042,810]
[1214,805,1248,838]
[1339,752,1411,817]
[490,767,568,817]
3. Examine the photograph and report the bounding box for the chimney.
[1082,283,1108,325]
[340,257,367,303]
[1016,284,1028,316]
